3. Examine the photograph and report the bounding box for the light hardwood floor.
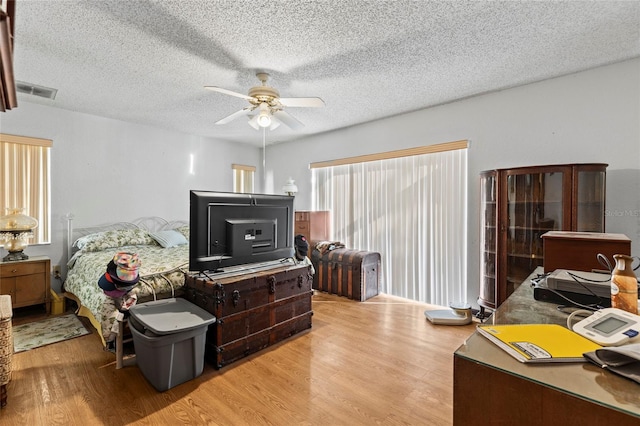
[0,292,476,425]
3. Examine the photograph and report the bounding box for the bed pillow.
[149,229,188,248]
[175,225,189,240]
[79,228,157,252]
[73,231,106,250]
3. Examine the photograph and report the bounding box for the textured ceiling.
[9,0,640,146]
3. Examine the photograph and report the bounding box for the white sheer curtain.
[0,134,51,244]
[232,163,255,193]
[312,146,467,306]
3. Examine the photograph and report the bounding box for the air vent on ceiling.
[16,81,58,100]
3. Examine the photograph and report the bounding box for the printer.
[533,269,616,307]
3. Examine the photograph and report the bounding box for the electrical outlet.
[53,265,61,279]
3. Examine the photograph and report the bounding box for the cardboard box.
[542,231,631,273]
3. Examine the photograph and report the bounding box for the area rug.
[13,314,90,353]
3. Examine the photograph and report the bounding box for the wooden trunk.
[541,231,631,273]
[184,262,313,369]
[311,248,380,301]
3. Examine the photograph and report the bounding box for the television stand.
[184,261,313,369]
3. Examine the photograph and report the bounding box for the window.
[0,133,51,244]
[232,164,255,193]
[311,140,468,306]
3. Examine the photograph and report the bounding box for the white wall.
[1,102,261,291]
[266,59,640,308]
[2,59,638,299]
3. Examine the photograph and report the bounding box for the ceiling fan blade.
[205,86,255,101]
[278,97,325,108]
[273,110,304,130]
[215,106,255,125]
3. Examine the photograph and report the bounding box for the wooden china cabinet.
[478,163,607,311]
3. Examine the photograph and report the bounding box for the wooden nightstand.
[0,256,51,314]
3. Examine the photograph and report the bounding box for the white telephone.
[572,307,640,346]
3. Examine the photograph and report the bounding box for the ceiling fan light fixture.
[209,73,322,130]
[257,111,271,128]
[248,115,259,130]
[257,103,272,128]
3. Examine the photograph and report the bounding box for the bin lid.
[128,298,215,335]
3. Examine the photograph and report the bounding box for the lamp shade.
[0,208,38,231]
[0,208,38,261]
[282,177,298,196]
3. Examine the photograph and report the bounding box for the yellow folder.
[477,324,602,363]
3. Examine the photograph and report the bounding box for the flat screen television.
[189,190,295,272]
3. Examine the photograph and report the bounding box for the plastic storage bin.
[128,298,216,391]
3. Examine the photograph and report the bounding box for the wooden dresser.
[0,256,51,313]
[294,211,330,243]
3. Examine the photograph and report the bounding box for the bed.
[63,217,190,363]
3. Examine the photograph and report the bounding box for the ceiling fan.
[205,72,324,130]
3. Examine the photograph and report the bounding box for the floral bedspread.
[64,244,189,344]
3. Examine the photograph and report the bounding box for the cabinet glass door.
[478,172,497,309]
[505,169,567,300]
[576,169,606,231]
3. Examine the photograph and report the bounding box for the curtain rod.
[309,139,468,169]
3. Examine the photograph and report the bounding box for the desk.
[454,267,640,425]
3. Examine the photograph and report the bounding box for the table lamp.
[282,177,298,196]
[0,208,38,262]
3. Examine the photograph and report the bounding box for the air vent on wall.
[16,81,58,100]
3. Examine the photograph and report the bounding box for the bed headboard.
[66,215,188,262]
